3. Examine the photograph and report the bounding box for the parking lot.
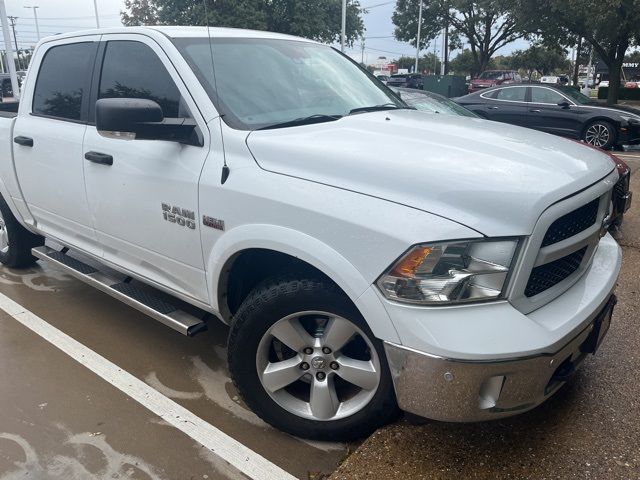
[1,152,639,480]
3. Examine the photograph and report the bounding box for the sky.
[0,0,529,63]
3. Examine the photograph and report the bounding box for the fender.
[205,223,401,343]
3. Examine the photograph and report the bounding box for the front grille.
[541,198,599,247]
[525,247,587,297]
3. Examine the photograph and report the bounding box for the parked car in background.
[541,76,560,84]
[456,84,640,149]
[387,73,423,89]
[391,87,478,117]
[376,74,390,85]
[468,70,521,93]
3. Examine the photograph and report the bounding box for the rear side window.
[32,42,96,121]
[494,87,527,102]
[99,41,181,118]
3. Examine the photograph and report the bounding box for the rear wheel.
[227,277,398,440]
[583,120,616,149]
[0,196,43,268]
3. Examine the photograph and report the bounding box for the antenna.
[201,0,229,184]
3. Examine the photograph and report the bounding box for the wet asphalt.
[331,153,640,480]
[0,260,348,478]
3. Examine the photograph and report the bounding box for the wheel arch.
[206,224,400,343]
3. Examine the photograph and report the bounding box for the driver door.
[82,35,211,303]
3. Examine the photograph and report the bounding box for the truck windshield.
[173,37,405,130]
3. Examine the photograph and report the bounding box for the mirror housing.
[557,100,571,108]
[96,98,201,146]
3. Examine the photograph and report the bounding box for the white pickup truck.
[0,27,622,441]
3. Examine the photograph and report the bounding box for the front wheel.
[228,277,398,441]
[583,120,616,149]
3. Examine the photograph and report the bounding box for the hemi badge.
[203,215,225,231]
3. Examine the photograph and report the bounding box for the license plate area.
[580,295,616,354]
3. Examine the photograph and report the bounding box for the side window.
[99,41,183,118]
[531,88,565,104]
[494,87,527,102]
[32,42,96,121]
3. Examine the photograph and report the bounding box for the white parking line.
[0,292,296,480]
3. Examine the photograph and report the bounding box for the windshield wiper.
[348,103,414,115]
[256,114,343,131]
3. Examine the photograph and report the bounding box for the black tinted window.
[494,87,527,102]
[33,42,96,121]
[99,41,181,117]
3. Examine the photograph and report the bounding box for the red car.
[468,70,522,93]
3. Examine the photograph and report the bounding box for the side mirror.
[557,100,570,108]
[96,98,201,146]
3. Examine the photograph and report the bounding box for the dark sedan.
[455,84,640,149]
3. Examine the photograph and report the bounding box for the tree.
[121,0,158,25]
[511,45,569,80]
[121,0,364,46]
[514,0,640,104]
[396,53,442,74]
[448,49,475,75]
[393,0,529,76]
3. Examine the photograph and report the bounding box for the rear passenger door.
[481,86,530,126]
[82,35,211,303]
[13,37,101,256]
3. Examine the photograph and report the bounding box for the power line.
[361,1,395,10]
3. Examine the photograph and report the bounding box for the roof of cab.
[38,25,317,44]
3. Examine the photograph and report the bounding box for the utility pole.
[93,0,100,28]
[361,40,365,64]
[0,2,20,99]
[340,0,346,52]
[414,0,423,74]
[23,6,39,40]
[8,16,21,71]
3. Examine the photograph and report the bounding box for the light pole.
[93,0,100,28]
[340,0,346,52]
[414,0,423,73]
[0,1,20,99]
[23,5,39,40]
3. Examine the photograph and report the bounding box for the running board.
[32,246,207,337]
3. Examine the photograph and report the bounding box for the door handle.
[14,136,33,147]
[529,109,541,113]
[487,106,499,110]
[84,151,113,166]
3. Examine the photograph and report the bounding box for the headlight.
[377,238,520,305]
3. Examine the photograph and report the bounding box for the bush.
[597,87,640,100]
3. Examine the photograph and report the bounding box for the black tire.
[583,120,616,150]
[0,195,43,268]
[228,276,399,441]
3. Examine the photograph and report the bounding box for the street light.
[93,0,100,28]
[415,0,423,73]
[23,5,39,40]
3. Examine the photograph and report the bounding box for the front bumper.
[385,295,615,421]
[380,234,621,421]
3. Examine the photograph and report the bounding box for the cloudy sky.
[0,0,528,63]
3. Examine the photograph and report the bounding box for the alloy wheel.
[585,123,611,148]
[256,311,381,421]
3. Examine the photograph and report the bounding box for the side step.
[32,246,207,337]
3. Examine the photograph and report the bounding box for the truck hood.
[246,110,615,236]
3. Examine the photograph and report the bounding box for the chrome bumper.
[384,295,616,422]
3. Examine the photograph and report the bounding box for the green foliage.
[395,53,442,74]
[121,0,364,45]
[448,50,476,75]
[511,45,570,79]
[393,0,529,75]
[513,0,640,104]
